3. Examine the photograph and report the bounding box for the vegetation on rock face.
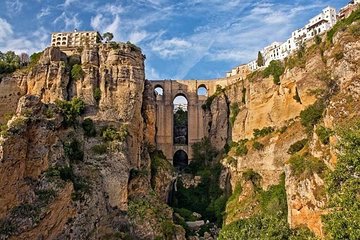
[91,144,108,155]
[150,150,174,188]
[230,102,240,126]
[262,60,285,85]
[82,118,97,137]
[71,64,85,81]
[29,52,42,66]
[220,173,319,239]
[64,138,84,163]
[232,139,248,156]
[100,125,128,142]
[202,85,225,111]
[243,169,262,189]
[219,174,311,239]
[253,126,274,138]
[300,100,325,133]
[287,139,308,155]
[252,141,265,151]
[242,87,246,104]
[284,43,306,70]
[327,7,360,43]
[315,126,332,145]
[93,87,101,102]
[288,153,327,179]
[55,97,85,127]
[128,193,177,240]
[323,121,360,240]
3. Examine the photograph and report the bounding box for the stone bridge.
[150,78,237,166]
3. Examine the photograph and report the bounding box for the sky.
[0,0,348,80]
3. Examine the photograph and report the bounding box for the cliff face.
[207,25,360,237]
[0,44,184,240]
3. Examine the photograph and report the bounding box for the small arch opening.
[173,94,188,145]
[173,150,188,169]
[197,85,208,96]
[154,86,164,96]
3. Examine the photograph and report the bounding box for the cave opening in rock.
[173,150,188,169]
[173,94,188,145]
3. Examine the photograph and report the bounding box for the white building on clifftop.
[227,6,338,77]
[51,30,103,48]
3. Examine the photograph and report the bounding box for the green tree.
[29,52,42,65]
[256,51,264,67]
[55,98,85,126]
[262,60,285,85]
[102,32,114,42]
[0,51,20,74]
[1,51,20,65]
[71,64,85,81]
[323,121,360,240]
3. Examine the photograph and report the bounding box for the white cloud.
[150,38,192,58]
[0,20,49,54]
[54,12,82,30]
[129,31,149,44]
[64,0,77,7]
[6,0,23,15]
[91,14,122,40]
[37,7,51,19]
[0,18,13,41]
[90,14,103,30]
[103,4,124,15]
[146,67,161,79]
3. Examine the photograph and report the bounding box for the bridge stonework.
[150,78,237,163]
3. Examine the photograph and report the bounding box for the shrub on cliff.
[288,153,327,179]
[230,102,240,126]
[55,98,85,127]
[253,141,264,151]
[233,140,248,156]
[100,125,128,142]
[287,139,308,154]
[71,64,85,81]
[327,7,360,43]
[262,60,285,85]
[64,139,84,163]
[253,126,274,138]
[315,126,332,145]
[219,174,306,239]
[93,88,101,102]
[300,100,325,132]
[82,118,96,137]
[323,121,360,239]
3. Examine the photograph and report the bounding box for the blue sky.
[0,0,348,80]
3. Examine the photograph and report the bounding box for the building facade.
[339,0,359,19]
[51,30,102,48]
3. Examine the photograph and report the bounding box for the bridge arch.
[197,84,208,96]
[154,85,164,96]
[173,150,188,169]
[173,95,188,145]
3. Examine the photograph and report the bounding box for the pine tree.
[256,51,264,67]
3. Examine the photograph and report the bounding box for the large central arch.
[150,78,235,162]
